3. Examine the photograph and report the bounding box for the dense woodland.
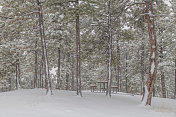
[0,0,175,105]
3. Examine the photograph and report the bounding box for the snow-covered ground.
[0,89,175,117]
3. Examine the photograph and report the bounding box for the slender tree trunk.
[34,40,38,88]
[37,0,52,95]
[16,56,20,90]
[106,0,112,97]
[56,47,61,89]
[117,40,120,92]
[40,56,44,89]
[159,41,166,98]
[16,63,20,89]
[153,87,155,97]
[8,78,11,91]
[118,66,121,91]
[143,0,158,105]
[125,50,128,93]
[76,0,82,96]
[16,63,18,89]
[18,61,21,86]
[71,54,75,91]
[66,73,69,90]
[39,62,42,88]
[66,53,70,90]
[161,72,166,98]
[175,59,176,99]
[141,42,145,95]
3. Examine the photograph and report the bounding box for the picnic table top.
[97,81,108,83]
[111,86,118,88]
[90,85,97,87]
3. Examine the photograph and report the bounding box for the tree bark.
[39,62,42,88]
[161,72,166,98]
[16,63,18,89]
[56,47,61,89]
[16,55,20,90]
[8,78,11,91]
[106,0,112,97]
[37,0,52,94]
[159,41,166,98]
[175,59,176,99]
[34,40,38,88]
[143,0,158,105]
[141,42,145,95]
[71,54,75,91]
[16,63,20,89]
[125,50,128,93]
[76,0,82,96]
[117,40,121,92]
[66,73,69,90]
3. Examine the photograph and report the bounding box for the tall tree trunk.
[16,63,20,89]
[175,59,176,99]
[56,47,61,89]
[153,87,155,97]
[161,72,166,98]
[66,72,69,90]
[160,40,166,98]
[41,56,45,88]
[141,42,145,95]
[106,0,112,97]
[116,40,121,92]
[125,50,128,93]
[71,54,75,91]
[16,62,18,89]
[8,78,11,91]
[118,66,121,92]
[16,56,20,90]
[37,0,52,95]
[34,40,38,88]
[40,55,45,88]
[143,0,158,105]
[76,0,82,96]
[18,61,21,87]
[39,62,42,88]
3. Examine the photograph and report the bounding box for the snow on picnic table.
[0,89,175,117]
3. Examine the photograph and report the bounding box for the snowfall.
[0,89,175,117]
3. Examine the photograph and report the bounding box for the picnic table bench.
[90,85,97,92]
[97,81,108,92]
[111,86,118,93]
[90,81,119,93]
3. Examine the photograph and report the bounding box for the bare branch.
[125,2,145,10]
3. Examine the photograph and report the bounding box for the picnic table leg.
[100,83,101,92]
[103,83,105,92]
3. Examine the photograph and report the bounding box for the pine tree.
[143,0,158,105]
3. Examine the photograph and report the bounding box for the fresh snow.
[0,6,2,12]
[151,62,155,74]
[122,25,130,30]
[151,52,155,59]
[152,45,156,48]
[163,0,172,7]
[141,85,149,105]
[50,67,57,76]
[0,89,175,117]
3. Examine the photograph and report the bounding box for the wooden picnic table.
[111,86,118,93]
[90,85,97,92]
[97,81,108,92]
[90,81,119,93]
